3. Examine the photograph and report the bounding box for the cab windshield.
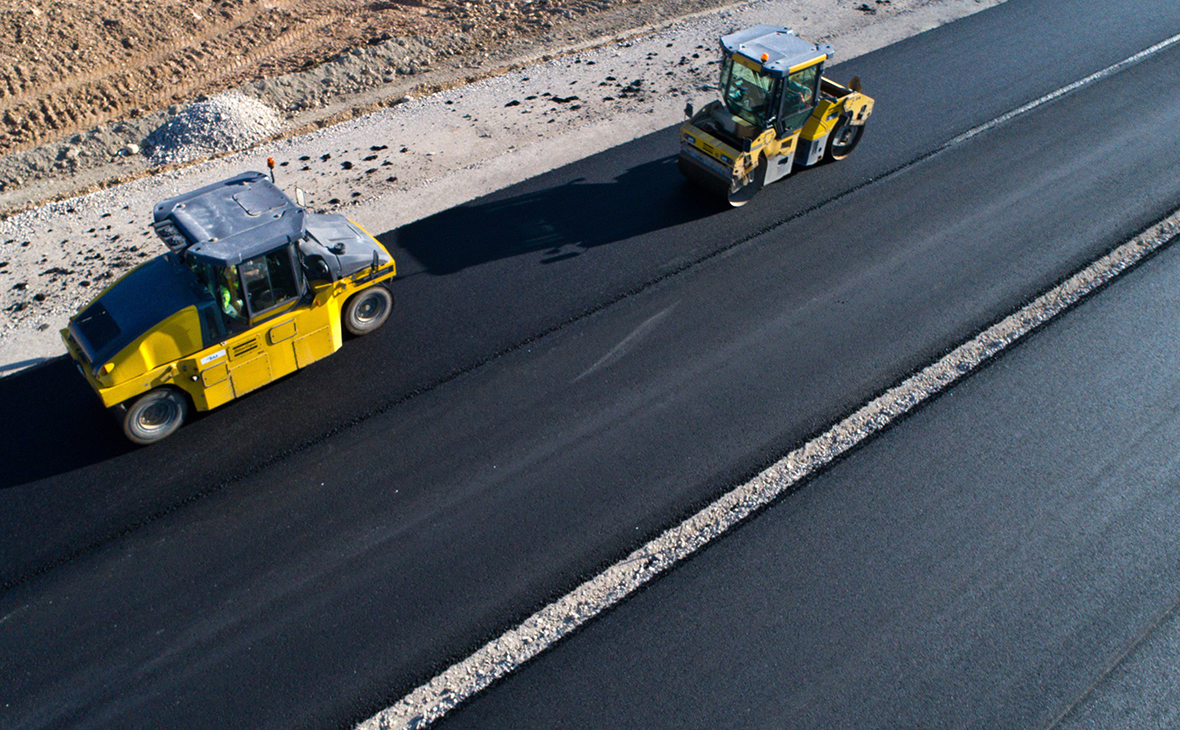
[719,54,779,128]
[183,244,302,333]
[239,247,300,315]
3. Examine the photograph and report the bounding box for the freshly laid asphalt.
[439,197,1180,730]
[3,0,1180,728]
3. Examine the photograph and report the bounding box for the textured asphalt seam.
[355,31,1180,730]
[1044,592,1180,729]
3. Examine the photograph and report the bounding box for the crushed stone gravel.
[143,93,286,167]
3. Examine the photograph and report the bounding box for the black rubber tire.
[344,285,393,336]
[826,115,864,161]
[727,158,767,208]
[123,388,188,445]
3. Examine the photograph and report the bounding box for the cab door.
[779,63,821,132]
[767,62,823,183]
[184,258,270,406]
[240,244,308,386]
[785,63,830,167]
[208,244,306,399]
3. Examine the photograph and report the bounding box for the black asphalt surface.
[3,0,1180,727]
[439,216,1180,730]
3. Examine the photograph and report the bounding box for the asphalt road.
[3,0,1180,727]
[438,205,1180,730]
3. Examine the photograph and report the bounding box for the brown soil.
[0,0,688,157]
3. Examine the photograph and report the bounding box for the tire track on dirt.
[0,3,293,112]
[0,3,329,155]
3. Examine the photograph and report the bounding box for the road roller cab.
[678,25,875,206]
[61,171,397,445]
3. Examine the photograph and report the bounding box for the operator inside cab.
[720,51,821,134]
[218,264,244,321]
[721,55,776,128]
[184,256,248,333]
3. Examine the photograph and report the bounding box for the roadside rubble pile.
[142,93,286,167]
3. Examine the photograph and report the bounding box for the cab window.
[217,264,248,329]
[720,55,778,128]
[240,246,300,316]
[780,64,820,131]
[186,257,247,334]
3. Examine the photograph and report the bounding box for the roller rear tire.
[123,388,188,445]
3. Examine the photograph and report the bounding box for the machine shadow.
[0,358,133,488]
[388,155,726,275]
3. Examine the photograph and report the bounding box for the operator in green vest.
[219,264,244,321]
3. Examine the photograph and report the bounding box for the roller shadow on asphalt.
[388,155,725,275]
[0,358,133,488]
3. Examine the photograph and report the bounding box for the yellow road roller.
[62,171,396,444]
[678,24,875,206]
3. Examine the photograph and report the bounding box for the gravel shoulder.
[0,0,1004,373]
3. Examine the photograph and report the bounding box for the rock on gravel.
[142,93,286,167]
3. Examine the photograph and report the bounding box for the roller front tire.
[727,158,767,207]
[344,285,393,336]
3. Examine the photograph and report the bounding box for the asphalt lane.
[438,229,1180,730]
[3,0,1180,728]
[4,0,1180,586]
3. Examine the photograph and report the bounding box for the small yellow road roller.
[678,24,875,206]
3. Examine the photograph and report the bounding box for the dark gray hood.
[302,214,391,281]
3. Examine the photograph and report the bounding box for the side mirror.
[295,187,306,208]
[684,102,694,118]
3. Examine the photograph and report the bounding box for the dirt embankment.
[0,0,622,155]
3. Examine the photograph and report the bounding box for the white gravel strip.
[356,32,1180,726]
